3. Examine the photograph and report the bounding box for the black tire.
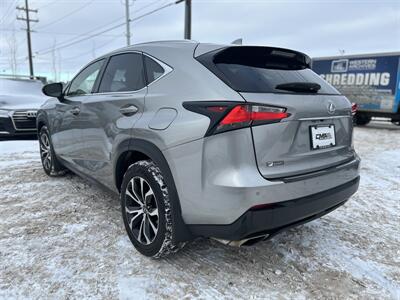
[354,113,371,126]
[120,160,184,258]
[391,119,400,126]
[39,126,66,176]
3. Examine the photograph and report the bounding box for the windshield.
[0,79,44,96]
[197,46,340,95]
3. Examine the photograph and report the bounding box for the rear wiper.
[275,82,321,93]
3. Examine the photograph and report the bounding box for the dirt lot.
[0,123,399,299]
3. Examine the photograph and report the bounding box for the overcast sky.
[0,0,399,81]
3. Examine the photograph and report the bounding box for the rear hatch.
[197,46,355,179]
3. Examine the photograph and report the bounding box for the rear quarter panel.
[133,44,244,151]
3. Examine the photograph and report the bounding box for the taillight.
[217,104,288,133]
[183,101,289,136]
[351,102,358,116]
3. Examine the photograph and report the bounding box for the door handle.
[70,107,80,115]
[120,105,138,116]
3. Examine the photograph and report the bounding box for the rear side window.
[98,53,145,93]
[144,56,164,84]
[197,46,339,95]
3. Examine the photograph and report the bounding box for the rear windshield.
[197,47,339,95]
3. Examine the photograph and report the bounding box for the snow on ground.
[0,123,399,299]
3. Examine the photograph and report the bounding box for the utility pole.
[176,0,191,39]
[184,0,191,39]
[125,0,133,46]
[17,0,38,79]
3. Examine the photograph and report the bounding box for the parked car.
[37,41,360,257]
[0,78,46,137]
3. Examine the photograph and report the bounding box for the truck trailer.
[312,52,400,125]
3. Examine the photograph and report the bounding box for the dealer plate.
[310,125,336,150]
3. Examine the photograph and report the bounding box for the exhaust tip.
[241,235,267,246]
[212,234,269,247]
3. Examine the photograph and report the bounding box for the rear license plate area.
[310,125,336,150]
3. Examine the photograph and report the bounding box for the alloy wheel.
[40,133,52,170]
[125,176,159,245]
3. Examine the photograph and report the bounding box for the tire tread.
[122,160,184,258]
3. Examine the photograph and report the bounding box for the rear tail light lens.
[183,101,289,136]
[217,104,288,133]
[351,102,358,116]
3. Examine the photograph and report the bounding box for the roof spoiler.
[198,46,312,70]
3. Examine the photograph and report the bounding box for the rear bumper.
[189,176,359,240]
[165,127,360,225]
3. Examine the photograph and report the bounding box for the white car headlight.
[0,109,10,117]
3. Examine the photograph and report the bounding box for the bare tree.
[57,48,62,82]
[51,38,58,81]
[92,40,96,59]
[7,28,19,76]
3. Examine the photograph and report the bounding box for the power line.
[36,1,178,55]
[128,1,177,23]
[1,27,120,37]
[135,0,165,14]
[125,0,166,46]
[36,0,59,10]
[36,21,126,55]
[34,0,94,30]
[33,0,173,54]
[34,16,124,54]
[0,0,19,27]
[62,36,122,61]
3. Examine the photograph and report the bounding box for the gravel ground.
[0,123,399,299]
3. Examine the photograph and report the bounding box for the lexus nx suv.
[37,41,360,257]
[0,78,46,138]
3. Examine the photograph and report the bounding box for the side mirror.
[42,82,64,100]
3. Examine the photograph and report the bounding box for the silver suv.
[38,41,360,257]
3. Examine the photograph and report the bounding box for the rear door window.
[197,46,339,95]
[98,53,145,93]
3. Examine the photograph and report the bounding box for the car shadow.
[0,135,38,141]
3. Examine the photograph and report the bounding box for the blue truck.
[312,52,400,125]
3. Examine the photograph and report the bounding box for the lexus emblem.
[327,102,336,115]
[26,111,37,118]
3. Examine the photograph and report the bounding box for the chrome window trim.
[142,52,173,86]
[298,115,350,121]
[91,50,173,96]
[87,86,147,97]
[93,50,145,95]
[65,50,173,98]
